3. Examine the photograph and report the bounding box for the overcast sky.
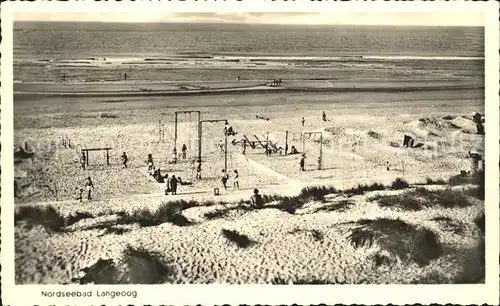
[15,12,484,26]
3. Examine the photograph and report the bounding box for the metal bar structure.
[266,132,269,151]
[224,131,228,172]
[81,148,112,167]
[174,110,201,160]
[243,135,256,149]
[197,119,228,178]
[302,131,323,170]
[253,135,266,148]
[285,130,289,154]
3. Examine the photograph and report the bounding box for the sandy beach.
[14,78,485,284]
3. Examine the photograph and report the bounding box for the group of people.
[298,153,322,171]
[224,121,236,136]
[473,112,484,135]
[147,153,197,195]
[75,177,95,202]
[220,169,239,190]
[299,111,327,127]
[269,79,283,86]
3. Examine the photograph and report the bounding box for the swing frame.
[173,110,201,160]
[81,147,112,167]
[198,118,229,178]
[302,131,324,170]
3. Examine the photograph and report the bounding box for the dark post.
[174,113,178,159]
[302,133,305,154]
[285,130,288,154]
[319,133,323,170]
[106,149,110,165]
[224,131,228,173]
[197,120,202,164]
[86,150,89,166]
[266,132,269,149]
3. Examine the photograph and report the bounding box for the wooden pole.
[198,121,202,163]
[106,149,110,165]
[285,130,288,155]
[266,132,269,154]
[174,112,178,159]
[224,131,228,173]
[159,121,162,143]
[319,133,323,170]
[197,112,201,162]
[302,132,306,154]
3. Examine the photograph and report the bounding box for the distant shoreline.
[14,83,483,98]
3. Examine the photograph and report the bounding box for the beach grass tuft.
[370,187,473,211]
[391,178,410,190]
[347,217,443,266]
[221,229,254,248]
[15,205,66,232]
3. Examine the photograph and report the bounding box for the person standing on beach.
[181,144,187,159]
[147,154,154,171]
[85,177,94,200]
[322,111,327,122]
[233,170,239,189]
[300,155,305,171]
[301,117,305,127]
[221,169,229,190]
[164,174,170,195]
[76,186,83,202]
[237,76,240,82]
[124,73,127,80]
[80,152,86,170]
[121,152,128,168]
[170,175,178,195]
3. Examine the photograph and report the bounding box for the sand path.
[16,168,459,208]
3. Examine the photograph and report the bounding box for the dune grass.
[474,212,485,235]
[76,246,174,284]
[370,187,473,211]
[430,216,466,235]
[391,178,409,190]
[221,229,254,248]
[287,228,324,242]
[118,202,193,227]
[341,182,386,196]
[310,199,355,213]
[119,246,175,284]
[347,217,443,266]
[298,185,337,201]
[424,169,484,188]
[15,205,66,232]
[15,178,412,232]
